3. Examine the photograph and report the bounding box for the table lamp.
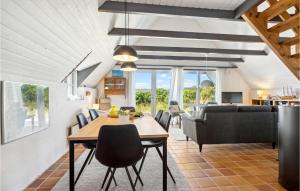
[257,90,264,99]
[92,104,99,110]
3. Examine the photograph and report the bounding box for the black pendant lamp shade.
[201,80,214,87]
[113,45,138,62]
[113,0,138,62]
[120,62,137,71]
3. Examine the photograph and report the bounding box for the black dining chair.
[154,109,163,122]
[120,106,136,112]
[89,109,99,121]
[75,113,117,186]
[75,113,96,184]
[87,109,100,164]
[134,112,176,185]
[95,124,144,191]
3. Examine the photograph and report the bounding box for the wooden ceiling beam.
[116,63,237,69]
[116,45,268,55]
[234,0,263,19]
[109,28,265,43]
[99,1,282,22]
[138,55,244,62]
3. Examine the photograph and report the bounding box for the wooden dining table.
[67,115,169,191]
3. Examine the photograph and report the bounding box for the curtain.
[215,69,223,104]
[127,71,136,107]
[169,67,184,108]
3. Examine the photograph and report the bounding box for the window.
[66,71,79,100]
[183,71,197,111]
[183,70,216,111]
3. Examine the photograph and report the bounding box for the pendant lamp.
[120,62,137,72]
[113,0,138,62]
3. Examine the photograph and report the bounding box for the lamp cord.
[124,0,130,46]
[205,53,208,73]
[124,0,127,45]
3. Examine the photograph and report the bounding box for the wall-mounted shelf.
[252,99,300,106]
[104,77,126,96]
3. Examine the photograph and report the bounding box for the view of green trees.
[21,84,49,115]
[136,85,215,113]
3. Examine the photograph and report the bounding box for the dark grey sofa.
[182,105,278,152]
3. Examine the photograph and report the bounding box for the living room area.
[1,0,299,191]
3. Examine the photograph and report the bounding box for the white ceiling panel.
[1,0,298,89]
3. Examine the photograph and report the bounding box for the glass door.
[135,70,171,116]
[156,71,171,113]
[183,70,217,111]
[135,71,152,114]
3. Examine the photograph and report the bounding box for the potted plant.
[118,110,130,123]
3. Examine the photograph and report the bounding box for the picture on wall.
[1,81,50,144]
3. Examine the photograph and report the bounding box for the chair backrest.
[155,110,163,122]
[89,109,99,121]
[95,124,144,168]
[120,106,136,112]
[76,113,88,129]
[169,100,178,105]
[159,112,171,132]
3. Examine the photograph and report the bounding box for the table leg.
[163,139,167,191]
[69,141,75,191]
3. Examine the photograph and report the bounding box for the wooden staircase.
[242,0,300,80]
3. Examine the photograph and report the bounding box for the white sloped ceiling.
[1,0,298,89]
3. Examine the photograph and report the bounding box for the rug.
[52,149,191,191]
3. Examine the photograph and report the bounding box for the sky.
[135,71,172,89]
[135,71,212,90]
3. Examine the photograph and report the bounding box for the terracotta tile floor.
[24,127,286,191]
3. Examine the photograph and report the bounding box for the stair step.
[291,53,300,59]
[268,13,300,33]
[261,0,298,21]
[280,36,300,46]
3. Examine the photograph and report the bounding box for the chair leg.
[101,167,111,189]
[134,148,148,186]
[186,136,189,142]
[272,142,276,149]
[105,168,116,191]
[132,164,143,186]
[88,149,95,165]
[75,148,94,185]
[101,168,118,189]
[155,147,176,184]
[125,167,136,191]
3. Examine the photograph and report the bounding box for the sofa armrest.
[182,115,206,143]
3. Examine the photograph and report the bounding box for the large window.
[156,71,171,112]
[183,71,197,111]
[135,71,152,113]
[135,70,171,115]
[183,70,216,111]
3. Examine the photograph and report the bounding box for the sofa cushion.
[200,105,238,119]
[238,106,272,112]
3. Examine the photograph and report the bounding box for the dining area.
[67,108,175,191]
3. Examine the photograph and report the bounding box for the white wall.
[219,69,251,104]
[0,74,87,191]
